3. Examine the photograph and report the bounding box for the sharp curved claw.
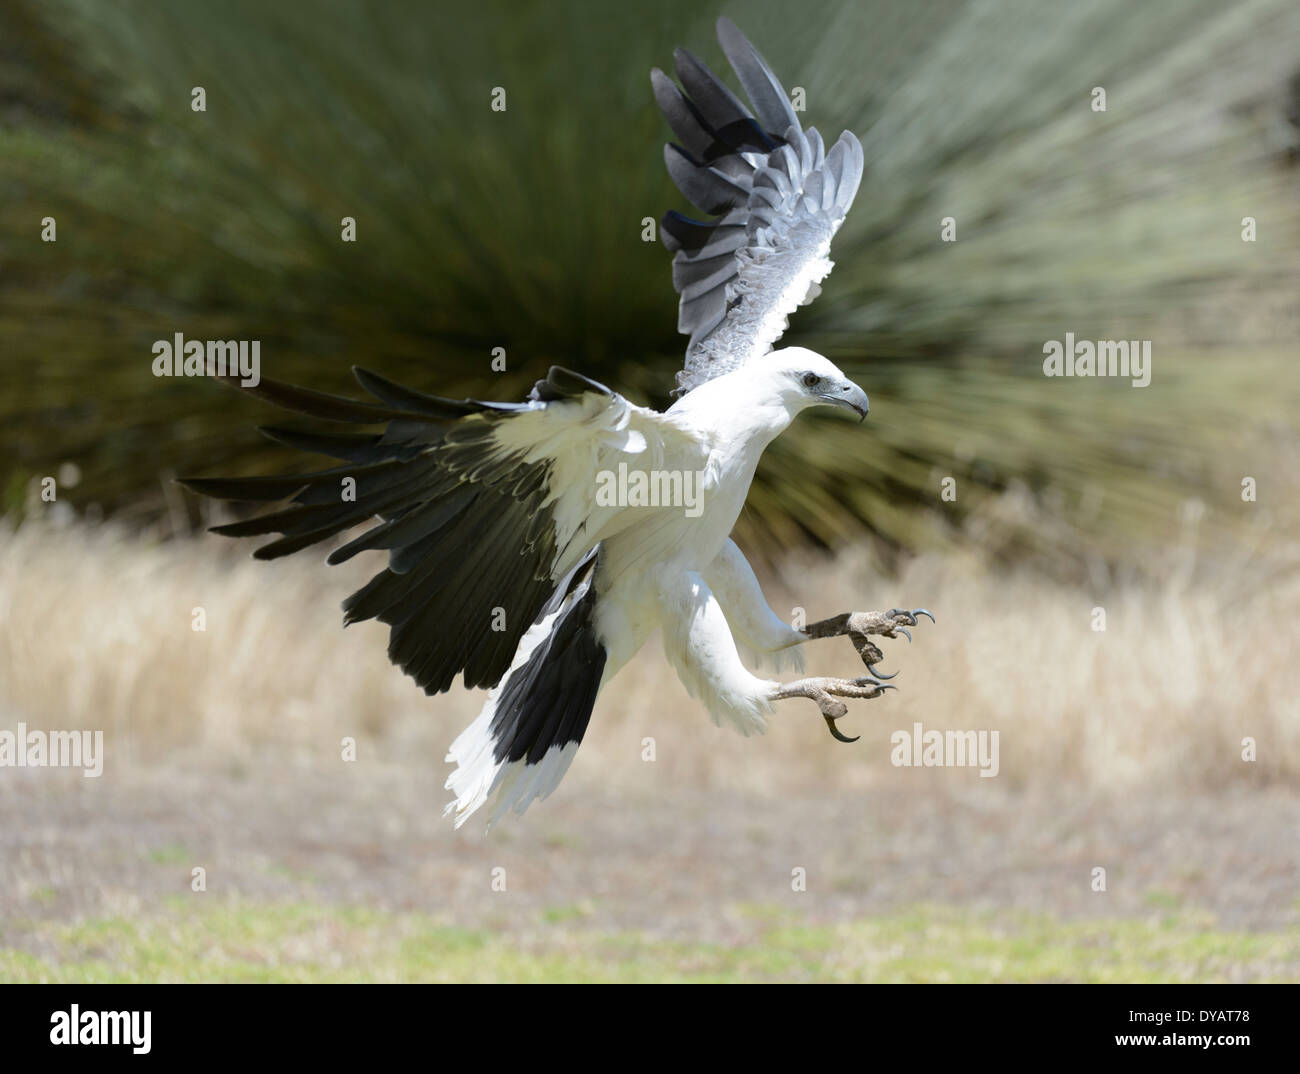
[824,715,859,743]
[849,678,897,694]
[866,663,898,680]
[912,609,935,623]
[897,627,912,643]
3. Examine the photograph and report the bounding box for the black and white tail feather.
[444,547,606,828]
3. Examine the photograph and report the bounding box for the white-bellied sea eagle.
[183,18,931,828]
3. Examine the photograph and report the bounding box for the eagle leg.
[771,676,896,744]
[801,608,934,679]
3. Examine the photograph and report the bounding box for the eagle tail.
[444,550,607,829]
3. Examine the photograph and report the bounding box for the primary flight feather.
[656,17,864,392]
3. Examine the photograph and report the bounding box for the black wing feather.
[180,365,603,694]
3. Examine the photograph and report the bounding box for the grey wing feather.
[654,17,864,394]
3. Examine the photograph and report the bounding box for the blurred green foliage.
[2,0,1298,563]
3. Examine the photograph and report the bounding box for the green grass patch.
[3,900,1297,983]
[147,843,193,866]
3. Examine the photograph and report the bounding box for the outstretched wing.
[653,17,863,394]
[181,366,695,696]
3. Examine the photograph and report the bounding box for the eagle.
[183,18,931,828]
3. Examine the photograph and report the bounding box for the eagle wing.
[182,366,701,696]
[654,17,863,394]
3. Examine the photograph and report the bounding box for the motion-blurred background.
[1,0,1298,982]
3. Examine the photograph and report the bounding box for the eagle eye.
[801,372,821,389]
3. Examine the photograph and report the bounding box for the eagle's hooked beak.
[829,381,870,422]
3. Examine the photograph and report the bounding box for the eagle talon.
[885,608,934,628]
[772,674,894,743]
[857,679,896,692]
[866,663,897,680]
[805,607,933,643]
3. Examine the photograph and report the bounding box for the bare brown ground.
[3,758,1297,957]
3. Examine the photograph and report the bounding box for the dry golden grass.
[2,504,1297,799]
